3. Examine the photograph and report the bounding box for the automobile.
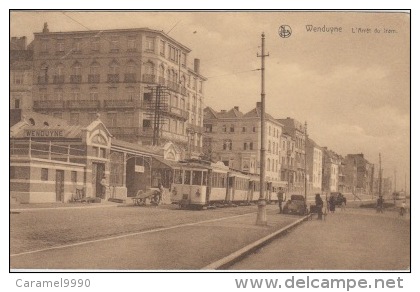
[330,192,346,206]
[283,194,307,216]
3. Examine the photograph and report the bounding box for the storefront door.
[92,163,105,198]
[55,170,64,202]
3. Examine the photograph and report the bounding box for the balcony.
[166,81,180,93]
[161,131,188,143]
[53,75,64,84]
[108,127,139,136]
[104,99,136,109]
[142,74,156,83]
[37,76,48,84]
[107,74,120,83]
[186,123,204,134]
[70,75,82,84]
[124,73,137,83]
[158,77,166,86]
[33,100,64,110]
[168,106,189,120]
[67,100,100,110]
[88,74,100,83]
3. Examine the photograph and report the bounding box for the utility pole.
[394,168,397,192]
[379,153,382,198]
[256,32,269,226]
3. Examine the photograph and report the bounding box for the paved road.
[10,203,298,270]
[229,208,410,270]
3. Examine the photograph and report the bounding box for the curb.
[202,214,311,270]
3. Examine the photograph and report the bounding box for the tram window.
[221,176,226,188]
[192,171,202,185]
[184,170,191,185]
[203,171,208,185]
[174,169,183,184]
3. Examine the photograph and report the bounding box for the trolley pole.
[256,32,269,226]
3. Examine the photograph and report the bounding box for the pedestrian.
[100,174,108,199]
[277,190,285,214]
[158,182,165,204]
[329,195,336,213]
[315,193,323,220]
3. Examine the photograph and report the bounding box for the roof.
[217,107,244,119]
[111,139,161,156]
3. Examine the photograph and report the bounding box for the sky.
[10,10,410,192]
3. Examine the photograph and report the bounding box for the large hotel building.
[30,23,206,156]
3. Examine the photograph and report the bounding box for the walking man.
[277,190,285,214]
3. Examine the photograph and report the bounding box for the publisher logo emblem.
[279,25,292,38]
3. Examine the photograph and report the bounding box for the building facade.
[29,23,206,157]
[322,148,341,194]
[203,103,284,183]
[277,118,306,193]
[305,138,323,196]
[343,153,375,196]
[10,37,33,110]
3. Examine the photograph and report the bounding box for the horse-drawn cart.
[131,189,161,206]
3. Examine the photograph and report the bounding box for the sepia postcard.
[9,10,410,276]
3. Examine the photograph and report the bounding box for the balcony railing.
[108,127,138,136]
[70,75,82,84]
[104,99,136,109]
[107,74,120,83]
[37,76,49,84]
[168,106,189,120]
[124,73,137,83]
[88,74,100,83]
[33,100,64,110]
[142,74,156,83]
[53,75,65,84]
[186,123,204,134]
[67,100,100,109]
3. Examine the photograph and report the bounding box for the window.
[181,52,186,67]
[244,143,247,150]
[10,166,16,179]
[41,168,48,181]
[145,36,155,51]
[192,171,203,186]
[110,151,124,186]
[143,119,151,128]
[223,139,232,151]
[230,125,234,132]
[127,37,136,51]
[14,99,20,109]
[13,72,24,84]
[267,159,271,171]
[184,170,191,185]
[108,112,117,127]
[160,40,165,56]
[250,142,253,150]
[71,88,81,100]
[205,124,212,133]
[108,87,117,100]
[110,36,119,52]
[91,37,100,51]
[169,46,176,61]
[127,87,135,101]
[222,125,227,132]
[242,127,246,133]
[54,88,63,101]
[41,39,48,53]
[70,113,79,125]
[100,148,106,158]
[253,127,256,132]
[39,88,48,101]
[90,88,98,101]
[71,171,77,183]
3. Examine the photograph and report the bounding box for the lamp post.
[256,32,269,226]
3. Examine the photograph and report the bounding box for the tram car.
[170,160,229,208]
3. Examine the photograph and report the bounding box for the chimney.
[42,22,49,33]
[234,106,239,111]
[194,58,200,74]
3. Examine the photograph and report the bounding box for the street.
[229,207,410,270]
[10,203,298,270]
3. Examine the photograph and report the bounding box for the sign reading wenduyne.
[9,10,409,274]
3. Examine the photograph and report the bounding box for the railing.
[88,74,100,83]
[67,100,100,109]
[10,140,86,164]
[108,127,138,136]
[33,100,64,110]
[142,74,156,83]
[53,75,64,84]
[104,99,135,109]
[70,75,82,84]
[107,74,120,83]
[124,73,137,83]
[168,106,189,120]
